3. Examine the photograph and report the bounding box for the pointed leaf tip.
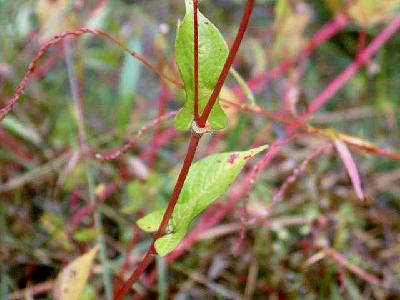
[334,140,365,201]
[139,144,268,256]
[155,229,186,256]
[53,245,99,300]
[137,209,165,233]
[175,6,229,131]
[185,0,194,13]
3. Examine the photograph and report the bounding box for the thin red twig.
[95,111,178,162]
[0,28,182,123]
[167,136,300,263]
[232,13,349,100]
[115,2,256,298]
[272,144,333,204]
[305,16,400,119]
[131,16,400,289]
[317,245,382,287]
[114,132,201,299]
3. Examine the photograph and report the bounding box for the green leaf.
[2,115,42,146]
[137,209,165,232]
[137,145,268,256]
[230,68,257,106]
[175,6,229,131]
[155,228,187,256]
[184,0,193,12]
[118,39,142,132]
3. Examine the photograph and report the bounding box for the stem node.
[192,121,212,136]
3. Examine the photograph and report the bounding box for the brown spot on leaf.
[228,153,240,164]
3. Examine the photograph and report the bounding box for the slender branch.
[115,1,256,298]
[95,111,178,162]
[234,13,349,99]
[118,15,400,297]
[305,16,400,119]
[0,28,182,122]
[272,144,333,205]
[165,138,297,264]
[197,0,255,127]
[137,17,400,279]
[193,0,200,121]
[114,132,201,299]
[318,245,382,287]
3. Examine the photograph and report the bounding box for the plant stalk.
[115,1,256,298]
[114,132,201,299]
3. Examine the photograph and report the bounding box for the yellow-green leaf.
[53,245,99,300]
[175,4,229,131]
[138,145,269,256]
[137,209,166,232]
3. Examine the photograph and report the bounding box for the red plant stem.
[233,13,349,100]
[114,132,201,300]
[115,2,256,298]
[0,127,34,162]
[223,99,400,160]
[95,111,178,162]
[33,48,64,80]
[193,0,200,121]
[69,182,119,229]
[305,16,400,119]
[272,144,333,205]
[166,137,296,264]
[143,139,296,285]
[0,28,182,123]
[318,245,382,287]
[197,0,255,127]
[140,16,400,288]
[356,30,367,58]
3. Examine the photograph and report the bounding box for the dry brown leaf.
[53,245,99,300]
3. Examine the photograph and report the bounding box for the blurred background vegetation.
[0,0,400,299]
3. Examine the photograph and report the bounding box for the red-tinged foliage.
[2,1,400,299]
[334,140,365,201]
